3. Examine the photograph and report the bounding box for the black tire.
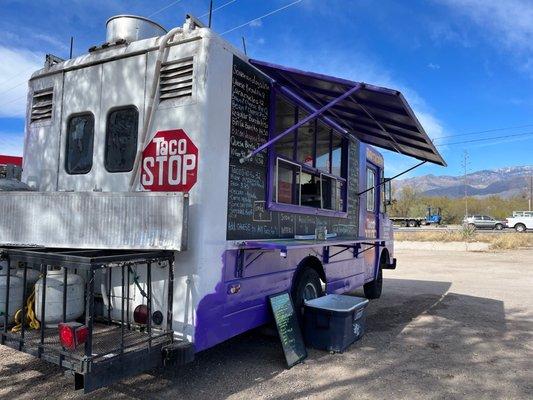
[408,220,416,227]
[291,268,324,319]
[494,223,503,230]
[468,223,476,230]
[515,223,526,233]
[364,263,383,299]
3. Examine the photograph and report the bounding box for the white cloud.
[438,0,533,74]
[427,63,441,70]
[0,46,43,118]
[0,132,24,156]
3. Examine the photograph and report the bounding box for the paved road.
[394,225,531,233]
[1,248,532,399]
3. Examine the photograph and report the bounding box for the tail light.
[134,304,149,325]
[58,322,88,350]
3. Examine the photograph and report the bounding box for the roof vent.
[106,15,167,43]
[30,88,53,123]
[159,57,194,101]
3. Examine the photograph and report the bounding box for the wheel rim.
[303,282,318,301]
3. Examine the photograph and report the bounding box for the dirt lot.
[1,248,532,400]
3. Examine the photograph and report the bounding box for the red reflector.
[134,304,149,325]
[58,322,88,350]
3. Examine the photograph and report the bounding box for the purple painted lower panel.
[194,244,379,352]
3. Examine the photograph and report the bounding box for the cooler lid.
[304,294,369,313]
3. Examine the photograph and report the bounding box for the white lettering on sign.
[141,129,199,192]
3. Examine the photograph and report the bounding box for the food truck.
[0,14,445,392]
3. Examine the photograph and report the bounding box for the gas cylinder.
[35,268,85,326]
[0,266,24,325]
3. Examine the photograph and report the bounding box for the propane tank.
[0,266,24,325]
[35,268,85,327]
[15,267,41,293]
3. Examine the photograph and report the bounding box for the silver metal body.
[106,15,167,43]
[0,191,188,250]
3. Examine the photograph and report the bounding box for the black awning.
[250,59,446,166]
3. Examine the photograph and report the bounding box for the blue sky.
[0,0,532,178]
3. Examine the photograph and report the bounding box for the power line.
[148,0,184,18]
[433,123,533,141]
[0,80,27,96]
[0,94,27,108]
[0,66,36,88]
[220,0,303,35]
[435,131,533,147]
[200,0,238,19]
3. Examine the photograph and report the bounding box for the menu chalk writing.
[269,292,307,368]
[227,56,272,239]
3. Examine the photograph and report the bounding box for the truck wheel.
[408,220,416,227]
[364,264,383,300]
[494,223,503,230]
[515,223,526,233]
[291,268,324,318]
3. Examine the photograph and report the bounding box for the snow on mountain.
[394,165,533,198]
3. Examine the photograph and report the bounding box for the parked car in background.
[505,211,533,232]
[463,215,506,230]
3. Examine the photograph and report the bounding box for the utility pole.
[461,151,469,218]
[529,175,533,211]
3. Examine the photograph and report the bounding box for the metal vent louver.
[30,88,53,123]
[159,57,194,101]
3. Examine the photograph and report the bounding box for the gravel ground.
[1,248,532,400]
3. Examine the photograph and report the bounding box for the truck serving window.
[65,113,95,174]
[272,93,347,213]
[105,106,139,172]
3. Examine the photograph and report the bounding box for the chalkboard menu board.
[227,56,273,240]
[226,56,361,241]
[269,292,307,368]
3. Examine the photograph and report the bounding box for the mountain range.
[394,165,533,198]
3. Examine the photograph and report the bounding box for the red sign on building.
[141,129,198,192]
[0,155,23,167]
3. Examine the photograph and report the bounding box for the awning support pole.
[275,80,352,136]
[357,160,427,196]
[239,83,361,163]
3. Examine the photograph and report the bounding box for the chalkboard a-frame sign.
[269,292,307,368]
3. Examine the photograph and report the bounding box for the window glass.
[296,109,315,166]
[300,171,321,208]
[105,106,139,172]
[271,93,348,214]
[331,134,343,176]
[366,168,376,212]
[276,159,300,205]
[321,175,337,210]
[65,113,94,174]
[274,97,296,159]
[316,122,331,173]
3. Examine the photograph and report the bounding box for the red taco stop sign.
[141,129,198,192]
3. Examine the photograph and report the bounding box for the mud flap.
[382,257,397,270]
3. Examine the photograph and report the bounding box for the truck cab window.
[105,106,139,172]
[366,168,376,212]
[65,113,94,174]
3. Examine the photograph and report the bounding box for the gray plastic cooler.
[304,294,369,352]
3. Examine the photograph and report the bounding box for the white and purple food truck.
[0,15,445,392]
